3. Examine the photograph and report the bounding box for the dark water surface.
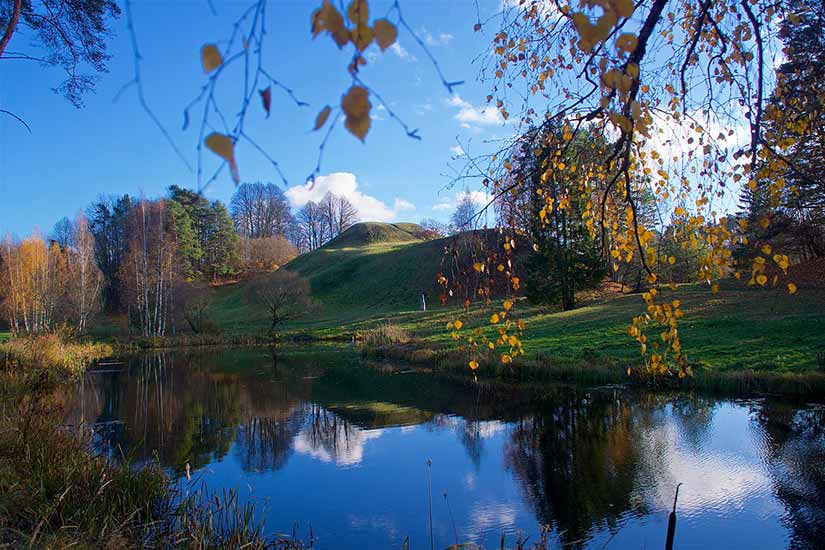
[64,347,825,549]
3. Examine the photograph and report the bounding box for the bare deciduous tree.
[230,182,293,239]
[49,217,75,250]
[296,201,327,251]
[120,199,179,337]
[68,213,103,333]
[245,269,314,332]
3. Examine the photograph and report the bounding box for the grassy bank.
[200,223,824,381]
[82,221,825,394]
[343,280,825,396]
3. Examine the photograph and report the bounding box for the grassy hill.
[209,222,448,332]
[286,222,445,310]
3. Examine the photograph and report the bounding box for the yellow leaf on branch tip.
[501,354,512,365]
[341,86,371,141]
[201,44,222,73]
[346,0,369,25]
[503,300,513,311]
[314,106,331,130]
[788,282,797,294]
[453,320,463,330]
[473,262,484,272]
[373,19,397,51]
[469,360,478,371]
[761,244,772,255]
[204,133,239,183]
[756,274,768,286]
[490,313,500,324]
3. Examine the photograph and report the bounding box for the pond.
[63,347,825,549]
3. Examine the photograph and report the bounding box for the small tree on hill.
[245,270,314,333]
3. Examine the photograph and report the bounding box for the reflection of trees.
[236,407,308,472]
[304,404,364,463]
[65,351,286,473]
[753,401,825,550]
[668,394,716,452]
[503,388,651,548]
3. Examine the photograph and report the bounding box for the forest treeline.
[0,182,360,337]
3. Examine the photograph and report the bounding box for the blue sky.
[0,0,508,237]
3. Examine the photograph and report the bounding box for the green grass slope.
[286,223,445,311]
[209,222,447,332]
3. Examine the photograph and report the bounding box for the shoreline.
[65,330,825,399]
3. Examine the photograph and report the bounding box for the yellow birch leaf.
[201,44,222,73]
[314,106,332,130]
[351,22,374,52]
[373,19,397,51]
[204,133,239,183]
[341,86,371,141]
[347,0,369,25]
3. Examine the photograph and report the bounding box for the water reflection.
[63,348,825,549]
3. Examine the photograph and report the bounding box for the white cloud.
[431,189,491,212]
[419,27,454,46]
[449,144,465,157]
[390,42,416,61]
[366,41,416,63]
[500,0,560,17]
[414,102,433,115]
[285,173,416,222]
[644,109,750,161]
[448,94,505,128]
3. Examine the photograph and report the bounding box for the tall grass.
[0,360,309,549]
[0,333,112,375]
[358,323,412,348]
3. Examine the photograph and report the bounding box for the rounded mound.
[324,222,434,248]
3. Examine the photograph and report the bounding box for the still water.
[64,347,825,549]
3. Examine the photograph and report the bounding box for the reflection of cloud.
[286,173,415,222]
[466,502,518,539]
[348,513,400,539]
[640,423,774,516]
[475,420,508,439]
[293,425,384,466]
[464,471,477,490]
